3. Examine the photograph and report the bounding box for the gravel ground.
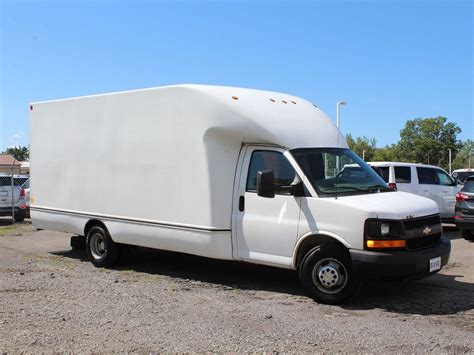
[0,220,473,352]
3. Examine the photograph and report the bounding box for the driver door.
[234,146,302,266]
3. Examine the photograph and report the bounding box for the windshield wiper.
[321,185,389,193]
[321,186,368,192]
[362,185,391,192]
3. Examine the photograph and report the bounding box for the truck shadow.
[54,242,474,316]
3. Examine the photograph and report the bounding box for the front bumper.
[350,237,451,280]
[454,216,474,231]
[0,206,22,216]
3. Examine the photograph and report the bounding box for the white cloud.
[9,131,24,142]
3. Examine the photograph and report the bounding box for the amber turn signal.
[366,239,406,249]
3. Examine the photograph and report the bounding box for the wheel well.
[295,235,348,268]
[84,219,107,237]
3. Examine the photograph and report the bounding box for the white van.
[30,85,450,304]
[368,162,459,222]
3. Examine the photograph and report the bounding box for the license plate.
[429,256,441,272]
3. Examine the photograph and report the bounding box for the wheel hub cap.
[90,233,106,260]
[318,265,339,286]
[312,258,348,295]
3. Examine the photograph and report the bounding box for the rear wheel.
[299,243,360,304]
[86,225,120,267]
[14,210,25,222]
[461,229,474,241]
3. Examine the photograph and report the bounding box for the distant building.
[0,154,23,175]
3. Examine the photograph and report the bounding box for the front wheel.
[299,243,360,304]
[86,226,120,267]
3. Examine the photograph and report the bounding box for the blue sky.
[1,0,472,150]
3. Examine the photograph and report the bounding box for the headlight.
[381,223,390,236]
[364,219,405,250]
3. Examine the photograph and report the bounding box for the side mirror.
[257,170,275,198]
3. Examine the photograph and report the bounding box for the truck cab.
[233,146,450,304]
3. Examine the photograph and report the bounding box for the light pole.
[448,149,452,175]
[363,150,367,161]
[336,101,347,129]
[336,101,347,171]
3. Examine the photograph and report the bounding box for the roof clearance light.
[232,96,238,100]
[291,101,296,104]
[282,100,287,104]
[269,98,275,102]
[29,105,33,111]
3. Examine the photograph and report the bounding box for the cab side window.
[436,169,454,186]
[246,150,296,193]
[417,167,439,185]
[394,166,411,183]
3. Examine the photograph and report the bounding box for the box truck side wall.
[30,85,345,260]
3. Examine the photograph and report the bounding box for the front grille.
[402,215,441,230]
[406,232,442,250]
[402,214,442,250]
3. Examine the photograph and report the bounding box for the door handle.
[239,196,245,212]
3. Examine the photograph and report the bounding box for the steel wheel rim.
[90,232,107,260]
[312,258,348,294]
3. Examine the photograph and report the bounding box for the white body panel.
[30,85,345,262]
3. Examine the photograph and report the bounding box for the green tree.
[3,146,29,161]
[397,117,461,170]
[452,139,474,170]
[345,134,377,161]
[372,144,400,162]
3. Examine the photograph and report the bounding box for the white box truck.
[30,85,450,304]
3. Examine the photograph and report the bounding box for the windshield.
[291,148,390,196]
[453,171,474,183]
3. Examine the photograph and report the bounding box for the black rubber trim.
[30,206,231,232]
[455,219,474,230]
[350,236,451,280]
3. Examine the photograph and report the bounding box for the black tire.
[461,229,474,241]
[299,243,360,305]
[14,210,25,222]
[86,225,120,267]
[70,235,86,250]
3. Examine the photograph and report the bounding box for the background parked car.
[0,174,27,222]
[368,162,460,222]
[21,179,30,218]
[454,176,474,241]
[452,168,474,185]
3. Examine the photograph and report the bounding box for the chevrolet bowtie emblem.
[422,226,432,235]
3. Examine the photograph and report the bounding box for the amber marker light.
[366,239,406,249]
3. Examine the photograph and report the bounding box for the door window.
[394,166,411,183]
[246,151,296,193]
[373,166,389,182]
[417,167,439,185]
[436,169,454,186]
